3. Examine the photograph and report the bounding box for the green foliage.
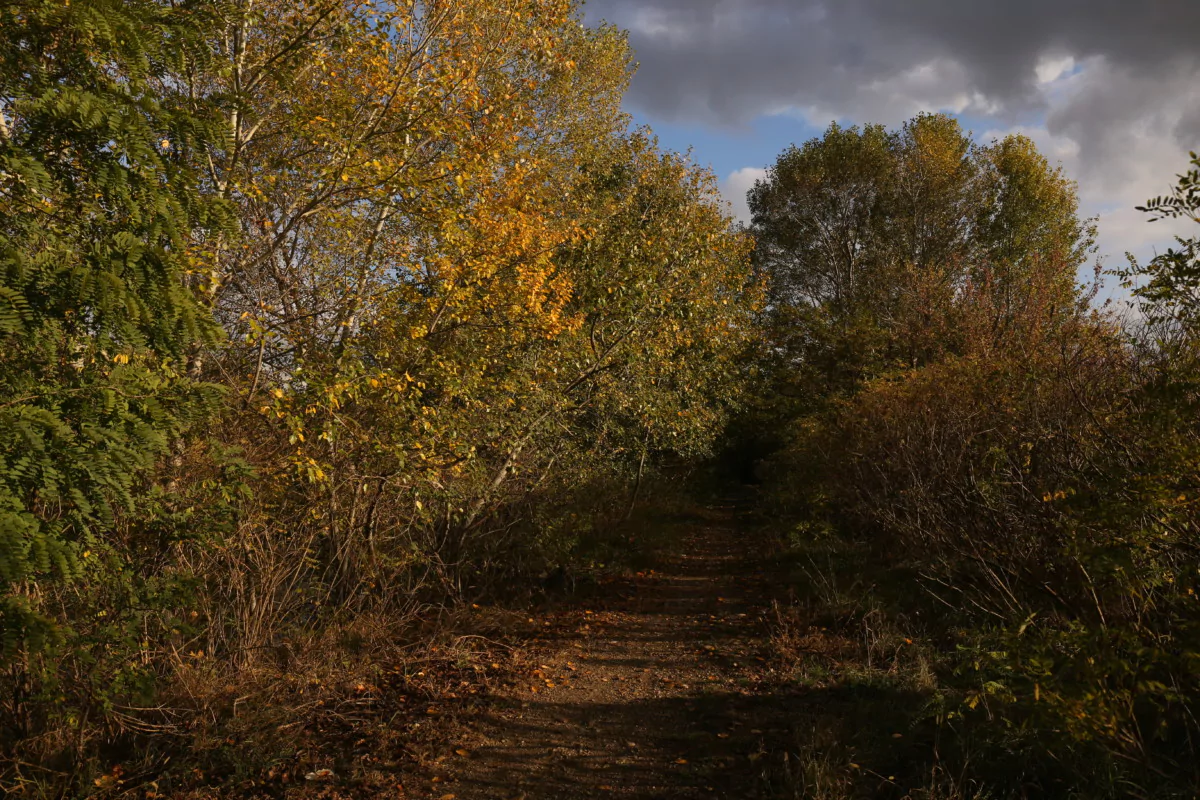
[749,121,1200,795]
[0,0,231,659]
[1123,152,1200,328]
[0,2,759,793]
[749,114,1092,399]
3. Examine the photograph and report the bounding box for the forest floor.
[178,499,936,800]
[410,501,807,800]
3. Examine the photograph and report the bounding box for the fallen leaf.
[455,749,470,757]
[305,769,336,781]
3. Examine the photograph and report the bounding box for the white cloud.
[855,59,979,122]
[1035,55,1076,85]
[721,167,767,224]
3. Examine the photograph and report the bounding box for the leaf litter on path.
[431,505,804,799]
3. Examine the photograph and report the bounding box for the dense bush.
[753,123,1200,795]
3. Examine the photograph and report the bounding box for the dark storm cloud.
[583,0,1200,261]
[583,0,1200,130]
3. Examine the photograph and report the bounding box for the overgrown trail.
[442,504,800,799]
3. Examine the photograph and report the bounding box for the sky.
[581,0,1200,288]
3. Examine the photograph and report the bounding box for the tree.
[0,0,230,657]
[0,0,761,788]
[748,113,1092,394]
[1125,152,1200,329]
[154,0,758,649]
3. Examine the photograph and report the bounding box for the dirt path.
[436,504,801,799]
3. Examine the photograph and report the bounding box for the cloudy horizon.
[583,0,1200,288]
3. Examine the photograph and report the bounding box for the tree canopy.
[749,113,1093,394]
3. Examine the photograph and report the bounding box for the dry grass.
[760,543,959,799]
[0,606,526,799]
